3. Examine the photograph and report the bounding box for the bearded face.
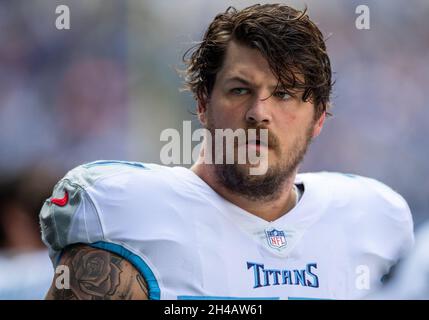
[206,112,315,201]
[199,41,324,201]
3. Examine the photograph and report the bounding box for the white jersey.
[39,160,414,300]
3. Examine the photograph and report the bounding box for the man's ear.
[312,111,326,138]
[197,98,208,126]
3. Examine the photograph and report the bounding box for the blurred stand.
[0,168,58,299]
[0,0,130,176]
[0,1,131,299]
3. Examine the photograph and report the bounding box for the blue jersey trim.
[178,296,280,300]
[83,160,148,169]
[90,241,160,300]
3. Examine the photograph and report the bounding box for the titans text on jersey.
[247,262,319,289]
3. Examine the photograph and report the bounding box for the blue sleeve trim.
[89,241,160,300]
[83,160,148,169]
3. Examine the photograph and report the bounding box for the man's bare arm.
[45,244,149,300]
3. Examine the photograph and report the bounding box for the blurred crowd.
[0,0,428,299]
[0,168,55,298]
[0,0,130,299]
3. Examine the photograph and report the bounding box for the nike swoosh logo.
[51,190,69,207]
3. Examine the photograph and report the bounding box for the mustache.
[244,124,279,150]
[205,120,280,151]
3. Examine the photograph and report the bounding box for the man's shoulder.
[297,171,411,220]
[48,160,192,218]
[298,171,414,259]
[60,160,173,190]
[40,161,191,259]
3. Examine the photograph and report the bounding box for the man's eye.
[230,88,249,95]
[274,91,292,101]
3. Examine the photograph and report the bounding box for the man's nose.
[245,95,273,125]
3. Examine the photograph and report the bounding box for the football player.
[40,4,414,300]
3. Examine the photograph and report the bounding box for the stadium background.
[0,0,428,299]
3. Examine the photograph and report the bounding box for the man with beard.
[40,4,414,300]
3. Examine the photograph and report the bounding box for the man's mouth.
[246,138,269,149]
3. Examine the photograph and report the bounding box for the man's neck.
[191,161,297,222]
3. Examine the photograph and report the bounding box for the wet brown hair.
[183,3,333,119]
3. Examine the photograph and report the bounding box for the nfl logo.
[265,228,287,250]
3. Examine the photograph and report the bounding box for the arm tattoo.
[45,244,149,300]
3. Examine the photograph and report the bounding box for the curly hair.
[183,3,333,119]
